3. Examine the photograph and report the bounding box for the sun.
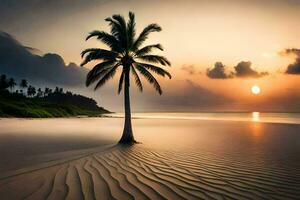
[251,85,261,95]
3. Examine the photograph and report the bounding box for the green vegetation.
[0,75,110,118]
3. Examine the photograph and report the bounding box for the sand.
[0,118,299,199]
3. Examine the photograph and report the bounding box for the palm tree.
[54,86,60,93]
[8,78,16,92]
[27,86,32,97]
[31,86,36,97]
[27,85,36,97]
[44,87,49,96]
[81,12,171,144]
[20,79,28,95]
[0,74,10,91]
[37,88,43,97]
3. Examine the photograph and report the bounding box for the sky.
[1,0,300,112]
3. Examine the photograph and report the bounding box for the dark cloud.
[0,31,87,86]
[206,62,234,79]
[234,61,268,78]
[181,65,201,75]
[281,48,300,74]
[207,61,268,79]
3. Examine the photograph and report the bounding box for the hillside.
[0,90,110,118]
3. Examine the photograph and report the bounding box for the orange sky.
[1,0,300,111]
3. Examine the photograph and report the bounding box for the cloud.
[0,31,87,86]
[207,61,268,79]
[234,61,268,78]
[181,65,201,75]
[281,48,300,74]
[206,62,234,79]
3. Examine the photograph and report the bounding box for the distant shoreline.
[0,90,111,118]
[2,112,300,126]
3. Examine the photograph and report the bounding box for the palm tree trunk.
[119,67,135,144]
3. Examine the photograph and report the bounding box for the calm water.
[107,112,300,124]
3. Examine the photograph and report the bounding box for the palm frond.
[86,60,117,86]
[112,14,127,31]
[135,64,162,94]
[94,64,120,90]
[136,55,171,66]
[85,31,120,51]
[106,15,127,49]
[131,65,143,92]
[133,23,161,50]
[86,68,111,87]
[135,62,171,79]
[127,12,136,49]
[80,48,118,66]
[118,70,124,94]
[105,17,122,37]
[81,48,116,58]
[135,44,163,56]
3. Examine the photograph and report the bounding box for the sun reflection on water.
[252,112,260,122]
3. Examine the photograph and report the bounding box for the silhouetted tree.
[37,88,43,97]
[27,86,31,97]
[81,12,171,144]
[32,87,36,97]
[27,85,36,97]
[54,86,59,93]
[20,79,28,95]
[44,87,50,96]
[8,78,16,92]
[0,74,9,90]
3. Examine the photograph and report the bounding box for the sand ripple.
[0,145,299,200]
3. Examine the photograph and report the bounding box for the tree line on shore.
[0,74,109,112]
[0,74,66,97]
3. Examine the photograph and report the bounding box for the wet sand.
[0,118,300,199]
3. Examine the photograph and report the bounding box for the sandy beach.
[0,117,300,199]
